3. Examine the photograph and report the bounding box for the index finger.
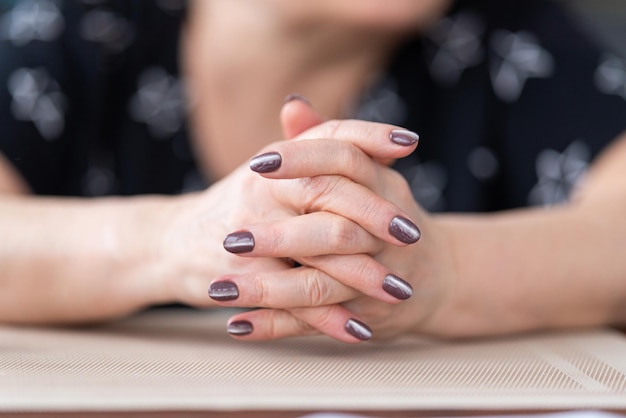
[293,119,419,162]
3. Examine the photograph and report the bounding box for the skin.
[0,100,421,335]
[2,0,626,344]
[182,0,449,180]
[0,1,444,330]
[217,102,626,342]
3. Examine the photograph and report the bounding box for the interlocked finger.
[226,305,373,344]
[222,211,382,256]
[266,175,421,246]
[250,137,415,193]
[208,265,360,308]
[291,119,419,161]
[209,252,412,307]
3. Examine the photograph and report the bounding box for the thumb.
[280,94,325,139]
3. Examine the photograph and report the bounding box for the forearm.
[434,201,626,337]
[0,194,183,324]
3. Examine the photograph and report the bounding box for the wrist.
[433,207,625,338]
[127,191,223,309]
[427,213,544,337]
[96,195,185,313]
[0,195,188,324]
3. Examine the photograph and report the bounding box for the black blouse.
[1,0,625,213]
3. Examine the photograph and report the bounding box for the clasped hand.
[192,99,456,343]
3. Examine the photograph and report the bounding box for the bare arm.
[0,156,185,323]
[432,131,626,336]
[0,114,421,328]
[211,127,626,342]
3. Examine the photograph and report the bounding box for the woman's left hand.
[208,100,458,343]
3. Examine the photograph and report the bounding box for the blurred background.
[565,0,626,58]
[0,0,624,57]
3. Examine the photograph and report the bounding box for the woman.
[1,0,625,343]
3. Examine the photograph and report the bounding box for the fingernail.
[389,216,421,244]
[345,318,372,341]
[227,320,253,336]
[208,281,239,301]
[390,129,419,146]
[223,231,255,253]
[284,93,311,105]
[382,274,413,300]
[249,152,282,173]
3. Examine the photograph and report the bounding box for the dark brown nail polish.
[208,281,239,301]
[345,318,372,341]
[227,320,253,336]
[382,274,413,300]
[223,231,255,254]
[390,129,419,146]
[284,93,311,104]
[388,216,421,244]
[249,152,282,173]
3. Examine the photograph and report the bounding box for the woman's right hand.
[181,101,455,344]
[159,115,423,317]
[0,100,422,326]
[200,138,456,343]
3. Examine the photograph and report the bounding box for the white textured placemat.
[2,308,626,412]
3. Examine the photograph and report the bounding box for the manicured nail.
[284,93,311,105]
[382,274,413,300]
[227,320,253,336]
[388,216,421,244]
[345,318,372,341]
[208,281,239,301]
[249,152,282,173]
[223,231,255,253]
[390,129,419,146]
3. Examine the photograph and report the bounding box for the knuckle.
[287,310,319,336]
[266,226,286,252]
[250,273,271,306]
[298,176,341,210]
[302,270,332,307]
[313,307,338,332]
[343,142,366,172]
[264,309,283,339]
[319,119,343,139]
[351,256,375,284]
[327,217,361,251]
[355,193,382,222]
[298,119,342,140]
[318,119,371,144]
